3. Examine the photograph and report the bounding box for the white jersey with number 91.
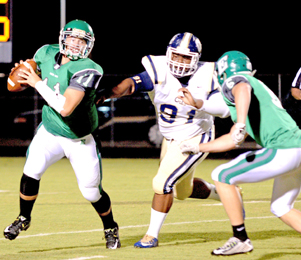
[142,55,218,142]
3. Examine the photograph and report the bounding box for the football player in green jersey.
[179,51,301,256]
[3,20,121,249]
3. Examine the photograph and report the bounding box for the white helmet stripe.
[166,32,202,77]
[180,33,193,49]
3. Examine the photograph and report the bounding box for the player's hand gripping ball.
[7,60,37,92]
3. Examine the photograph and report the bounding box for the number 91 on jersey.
[0,0,12,63]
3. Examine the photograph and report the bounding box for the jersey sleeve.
[201,91,230,118]
[69,69,103,92]
[222,75,251,103]
[131,71,154,92]
[207,73,221,100]
[292,67,301,89]
[200,74,230,118]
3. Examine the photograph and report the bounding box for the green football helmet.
[59,19,95,60]
[216,51,253,85]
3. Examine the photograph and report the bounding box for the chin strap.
[35,80,66,114]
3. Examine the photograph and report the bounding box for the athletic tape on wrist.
[35,80,66,113]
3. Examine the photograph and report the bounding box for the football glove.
[232,123,246,146]
[180,142,200,154]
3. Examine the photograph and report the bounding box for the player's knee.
[20,173,40,196]
[173,181,193,200]
[211,166,233,184]
[211,167,220,182]
[152,185,164,195]
[174,189,191,200]
[80,186,101,202]
[91,190,111,214]
[270,201,292,217]
[152,176,165,194]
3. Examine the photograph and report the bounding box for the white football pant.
[23,125,102,202]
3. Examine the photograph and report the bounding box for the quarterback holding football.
[4,19,121,249]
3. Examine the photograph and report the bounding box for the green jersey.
[34,44,103,139]
[222,74,301,149]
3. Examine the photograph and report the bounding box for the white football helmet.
[166,32,202,78]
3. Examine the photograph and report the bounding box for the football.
[7,60,37,92]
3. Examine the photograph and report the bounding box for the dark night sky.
[0,1,299,141]
[4,1,301,77]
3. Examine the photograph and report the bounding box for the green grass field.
[1,157,301,260]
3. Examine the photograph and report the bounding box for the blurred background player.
[3,19,120,249]
[180,51,301,256]
[282,67,301,128]
[97,32,235,248]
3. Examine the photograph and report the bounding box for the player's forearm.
[109,78,135,99]
[180,131,237,155]
[97,78,135,105]
[35,80,66,114]
[199,134,237,153]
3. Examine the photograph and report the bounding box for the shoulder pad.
[141,55,167,85]
[69,58,103,75]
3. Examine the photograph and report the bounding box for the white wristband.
[35,80,66,113]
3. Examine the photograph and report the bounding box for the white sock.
[203,180,220,201]
[146,208,167,239]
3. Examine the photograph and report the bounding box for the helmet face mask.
[59,20,95,60]
[166,33,202,78]
[216,51,253,85]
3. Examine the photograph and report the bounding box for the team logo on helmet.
[216,51,253,85]
[217,55,229,77]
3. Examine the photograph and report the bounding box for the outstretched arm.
[97,78,136,104]
[180,124,246,154]
[180,82,251,154]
